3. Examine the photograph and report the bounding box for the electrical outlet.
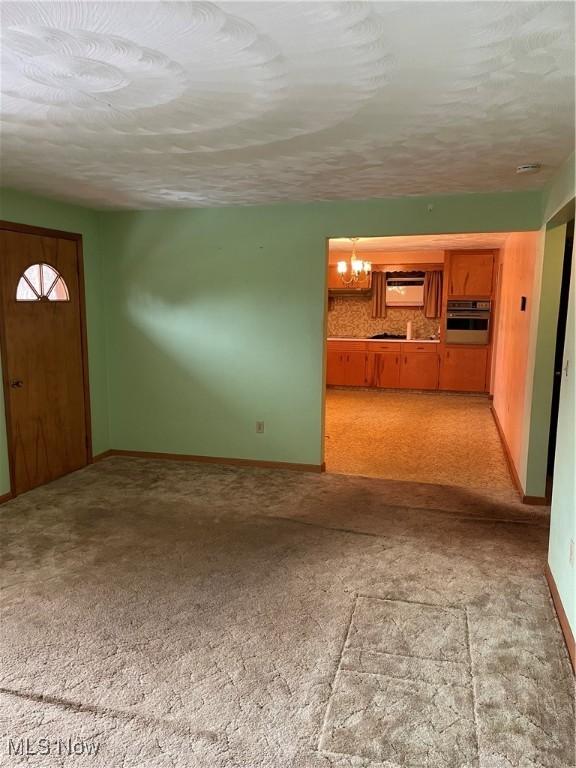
[256,421,265,434]
[570,539,574,567]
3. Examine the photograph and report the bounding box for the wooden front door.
[0,225,90,495]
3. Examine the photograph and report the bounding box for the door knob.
[9,379,23,388]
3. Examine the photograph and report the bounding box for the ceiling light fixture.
[337,238,371,286]
[516,163,541,175]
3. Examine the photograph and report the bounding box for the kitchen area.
[324,233,515,490]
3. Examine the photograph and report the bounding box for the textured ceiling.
[329,232,511,254]
[1,1,574,209]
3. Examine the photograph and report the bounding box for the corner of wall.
[541,153,576,649]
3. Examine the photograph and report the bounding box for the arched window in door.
[16,263,69,302]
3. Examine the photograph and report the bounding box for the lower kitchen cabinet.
[326,347,347,385]
[326,347,373,386]
[373,352,401,388]
[345,351,373,386]
[328,340,488,393]
[399,352,439,390]
[440,347,488,392]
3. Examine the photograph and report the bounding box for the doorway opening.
[322,231,539,498]
[0,221,92,497]
[547,218,574,487]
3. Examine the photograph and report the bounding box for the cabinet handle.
[396,356,399,364]
[447,351,450,359]
[404,356,407,364]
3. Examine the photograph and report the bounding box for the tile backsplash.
[328,295,439,339]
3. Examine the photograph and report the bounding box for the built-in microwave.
[445,300,491,345]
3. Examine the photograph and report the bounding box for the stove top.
[370,333,406,340]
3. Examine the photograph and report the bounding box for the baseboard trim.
[545,564,575,673]
[0,491,13,506]
[93,449,325,474]
[92,450,114,462]
[522,494,548,506]
[490,406,524,496]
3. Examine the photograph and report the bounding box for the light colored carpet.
[0,457,572,768]
[325,390,515,491]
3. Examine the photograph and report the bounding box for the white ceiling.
[329,232,511,254]
[1,1,574,209]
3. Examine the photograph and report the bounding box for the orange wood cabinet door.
[447,251,495,297]
[0,229,89,494]
[399,353,439,390]
[345,351,373,386]
[440,347,488,392]
[326,346,372,386]
[373,352,401,388]
[326,348,346,385]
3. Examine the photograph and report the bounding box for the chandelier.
[337,238,371,285]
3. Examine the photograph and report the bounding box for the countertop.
[328,337,440,344]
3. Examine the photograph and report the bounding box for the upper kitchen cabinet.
[445,251,495,298]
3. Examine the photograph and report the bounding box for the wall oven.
[445,300,491,345]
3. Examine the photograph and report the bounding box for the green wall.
[99,190,543,465]
[0,189,109,494]
[543,152,575,637]
[525,222,567,496]
[548,253,575,633]
[1,169,573,639]
[543,152,575,223]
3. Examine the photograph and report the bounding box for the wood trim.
[545,563,575,673]
[94,448,325,473]
[92,450,114,462]
[522,494,548,506]
[0,305,16,496]
[75,236,93,463]
[490,410,548,505]
[371,262,444,272]
[0,221,92,496]
[0,491,13,506]
[0,220,82,241]
[490,405,524,496]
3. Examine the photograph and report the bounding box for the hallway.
[325,390,516,492]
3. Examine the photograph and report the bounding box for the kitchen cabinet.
[440,347,488,392]
[399,352,439,390]
[446,251,495,297]
[346,351,373,386]
[373,352,401,388]
[326,344,373,386]
[326,346,347,385]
